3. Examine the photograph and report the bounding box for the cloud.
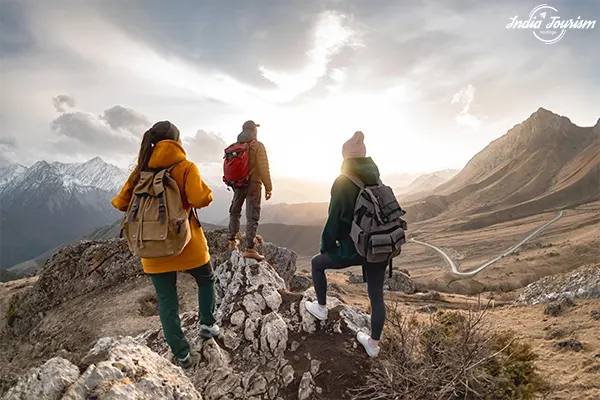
[451,84,482,127]
[49,106,148,157]
[258,11,363,100]
[0,136,18,167]
[0,136,16,148]
[101,105,151,133]
[184,130,228,164]
[52,94,76,112]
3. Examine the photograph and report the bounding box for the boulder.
[205,229,297,289]
[384,271,416,293]
[1,358,79,400]
[290,275,312,292]
[348,270,416,294]
[515,264,600,306]
[2,337,202,400]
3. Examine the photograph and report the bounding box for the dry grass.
[137,293,158,317]
[352,301,547,400]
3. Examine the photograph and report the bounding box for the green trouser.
[149,262,216,360]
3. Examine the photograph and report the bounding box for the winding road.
[410,210,565,278]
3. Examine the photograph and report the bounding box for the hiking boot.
[177,353,195,369]
[243,247,265,261]
[357,331,380,358]
[228,239,238,251]
[305,301,328,321]
[199,324,220,339]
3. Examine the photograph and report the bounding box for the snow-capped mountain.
[0,157,128,270]
[0,164,27,189]
[51,157,128,192]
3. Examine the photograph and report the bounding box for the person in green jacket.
[305,131,387,358]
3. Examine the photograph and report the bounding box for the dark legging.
[311,253,387,340]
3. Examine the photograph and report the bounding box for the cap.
[242,120,260,130]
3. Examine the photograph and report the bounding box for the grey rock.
[554,338,583,352]
[298,372,314,400]
[417,305,438,314]
[230,310,246,327]
[290,275,312,292]
[591,310,600,320]
[339,306,371,334]
[206,229,297,288]
[262,285,283,312]
[247,377,268,396]
[281,365,295,387]
[2,357,80,400]
[69,336,201,400]
[385,271,416,293]
[290,341,300,352]
[310,359,322,376]
[260,312,288,357]
[516,264,600,306]
[243,292,267,314]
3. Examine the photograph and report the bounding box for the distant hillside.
[402,108,600,228]
[257,224,322,256]
[396,169,459,197]
[219,202,330,226]
[8,218,224,276]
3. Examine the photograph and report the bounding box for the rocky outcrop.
[205,229,297,288]
[515,264,600,306]
[384,271,416,293]
[1,358,79,400]
[4,237,368,399]
[347,270,416,293]
[2,337,202,400]
[137,251,372,399]
[8,239,141,335]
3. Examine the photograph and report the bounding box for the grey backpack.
[344,173,407,276]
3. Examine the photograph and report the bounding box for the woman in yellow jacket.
[112,120,216,369]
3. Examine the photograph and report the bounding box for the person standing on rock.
[112,121,219,369]
[305,131,387,358]
[224,120,273,261]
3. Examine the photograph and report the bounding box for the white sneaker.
[357,331,380,358]
[305,301,328,321]
[199,324,220,338]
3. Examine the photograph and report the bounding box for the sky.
[1,0,599,183]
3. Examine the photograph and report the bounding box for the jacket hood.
[237,129,257,143]
[148,140,187,169]
[341,157,380,185]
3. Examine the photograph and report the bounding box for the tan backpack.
[122,163,193,259]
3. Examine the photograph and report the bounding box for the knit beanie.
[342,131,367,159]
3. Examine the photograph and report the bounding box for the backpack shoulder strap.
[342,173,365,189]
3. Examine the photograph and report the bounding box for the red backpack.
[223,140,255,188]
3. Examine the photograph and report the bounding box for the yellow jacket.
[112,140,213,274]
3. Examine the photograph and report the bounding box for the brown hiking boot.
[228,239,238,251]
[243,247,265,261]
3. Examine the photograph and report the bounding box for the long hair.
[130,120,180,186]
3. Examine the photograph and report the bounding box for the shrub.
[351,302,546,399]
